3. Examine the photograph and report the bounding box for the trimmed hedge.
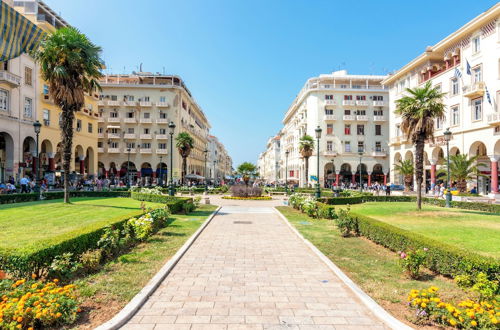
[350,212,500,281]
[130,192,193,214]
[0,191,130,204]
[317,202,336,219]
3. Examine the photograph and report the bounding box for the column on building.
[430,161,437,189]
[79,156,85,174]
[47,152,55,171]
[367,171,372,186]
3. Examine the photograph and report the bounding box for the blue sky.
[44,0,498,167]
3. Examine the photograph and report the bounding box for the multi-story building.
[207,135,232,183]
[280,70,390,188]
[257,134,281,184]
[382,3,500,196]
[97,72,211,184]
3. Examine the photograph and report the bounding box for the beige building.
[382,3,500,196]
[207,135,232,183]
[97,72,211,184]
[257,134,281,184]
[280,70,390,188]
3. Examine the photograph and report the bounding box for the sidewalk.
[122,199,389,329]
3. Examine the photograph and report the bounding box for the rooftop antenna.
[123,66,126,74]
[139,63,143,72]
[163,66,165,75]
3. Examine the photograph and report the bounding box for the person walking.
[20,176,29,193]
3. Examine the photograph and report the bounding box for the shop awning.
[185,173,204,180]
[0,1,45,62]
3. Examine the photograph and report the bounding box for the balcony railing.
[0,70,21,87]
[107,117,120,123]
[343,115,355,121]
[97,133,104,138]
[156,134,168,139]
[97,100,105,106]
[371,150,387,157]
[140,148,152,154]
[373,101,386,106]
[156,149,168,154]
[139,101,152,107]
[324,115,336,121]
[325,100,336,106]
[98,117,104,123]
[373,115,386,122]
[487,113,500,125]
[107,148,121,153]
[108,100,120,106]
[356,115,368,121]
[342,100,356,106]
[108,133,121,139]
[156,102,169,107]
[140,118,152,124]
[124,101,136,106]
[156,118,169,124]
[124,118,136,123]
[355,100,368,106]
[463,81,485,99]
[140,134,152,139]
[124,133,136,139]
[97,147,104,153]
[323,150,338,156]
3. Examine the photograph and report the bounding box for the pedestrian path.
[122,203,388,329]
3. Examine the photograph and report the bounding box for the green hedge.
[130,192,192,214]
[317,202,337,219]
[0,191,130,204]
[350,212,500,280]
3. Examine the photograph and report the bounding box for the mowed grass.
[0,197,164,251]
[346,202,500,258]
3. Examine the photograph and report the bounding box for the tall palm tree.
[299,135,314,187]
[395,82,446,209]
[33,27,103,203]
[394,160,414,192]
[438,154,486,192]
[236,162,257,187]
[175,132,194,184]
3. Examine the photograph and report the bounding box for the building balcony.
[124,101,136,106]
[140,134,152,139]
[124,133,136,139]
[390,137,401,145]
[355,100,369,106]
[156,134,168,139]
[343,115,355,121]
[325,100,336,106]
[373,115,386,122]
[156,118,168,124]
[156,149,168,154]
[487,113,500,125]
[323,150,338,157]
[342,100,356,106]
[123,118,136,123]
[98,117,104,123]
[356,115,368,121]
[0,70,21,87]
[156,102,169,107]
[107,117,120,123]
[97,100,105,106]
[97,133,104,138]
[108,133,121,139]
[324,115,337,121]
[108,100,120,106]
[139,101,152,107]
[140,148,152,154]
[373,101,386,107]
[371,150,387,157]
[463,81,485,99]
[140,118,152,124]
[97,147,104,153]
[108,148,121,153]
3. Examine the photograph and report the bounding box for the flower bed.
[221,196,272,200]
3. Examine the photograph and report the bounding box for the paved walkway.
[122,199,387,330]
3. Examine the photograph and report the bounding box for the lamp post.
[213,160,217,187]
[331,158,335,188]
[444,128,452,207]
[168,121,176,196]
[33,120,42,200]
[285,150,289,195]
[158,155,163,187]
[204,148,208,193]
[126,147,131,188]
[358,150,363,192]
[315,126,322,199]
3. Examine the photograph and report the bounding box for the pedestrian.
[20,176,29,193]
[385,184,391,196]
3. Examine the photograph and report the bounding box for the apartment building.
[97,72,211,184]
[280,70,390,188]
[382,3,500,196]
[257,135,281,184]
[207,135,233,183]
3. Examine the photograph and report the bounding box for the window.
[110,95,118,101]
[472,36,480,53]
[326,141,333,151]
[325,95,334,100]
[344,95,353,100]
[159,128,166,134]
[396,124,401,137]
[451,78,459,95]
[375,124,382,136]
[110,111,118,118]
[0,89,9,111]
[144,128,150,134]
[356,110,366,116]
[98,141,103,148]
[110,128,119,134]
[98,127,103,133]
[43,109,50,126]
[159,96,166,102]
[344,124,351,135]
[325,109,334,115]
[355,95,366,100]
[451,106,460,126]
[344,141,351,152]
[158,143,167,149]
[143,112,150,118]
[127,95,134,101]
[159,111,167,118]
[24,67,32,86]
[375,141,382,152]
[126,142,135,149]
[144,96,150,101]
[76,119,82,132]
[357,141,364,153]
[110,142,119,148]
[24,97,32,118]
[43,84,49,95]
[142,143,151,149]
[126,112,134,118]
[352,85,362,89]
[473,98,482,121]
[436,117,442,129]
[127,127,134,134]
[434,84,442,92]
[357,125,364,135]
[326,124,333,135]
[472,66,482,83]
[373,95,384,101]
[374,109,383,116]
[88,123,93,133]
[344,109,351,115]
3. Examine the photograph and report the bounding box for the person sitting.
[470,186,477,194]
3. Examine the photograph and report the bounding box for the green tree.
[33,27,103,203]
[175,132,194,184]
[438,154,486,192]
[236,162,257,187]
[299,135,314,187]
[395,82,445,209]
[394,160,415,192]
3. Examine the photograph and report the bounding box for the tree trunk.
[181,156,187,185]
[457,180,467,193]
[415,137,425,210]
[304,157,309,188]
[61,105,75,204]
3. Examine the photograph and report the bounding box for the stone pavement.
[122,199,388,329]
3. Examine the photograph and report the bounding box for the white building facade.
[280,70,390,188]
[382,4,500,196]
[257,135,281,184]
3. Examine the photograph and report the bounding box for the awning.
[0,1,45,62]
[185,174,204,180]
[107,125,121,129]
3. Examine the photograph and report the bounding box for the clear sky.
[44,0,498,167]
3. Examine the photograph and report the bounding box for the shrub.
[301,197,319,218]
[455,272,499,301]
[221,196,272,200]
[317,202,336,219]
[48,253,82,280]
[79,249,102,273]
[288,193,307,210]
[334,206,358,237]
[230,185,262,197]
[97,226,122,258]
[398,248,428,279]
[130,192,193,214]
[0,191,130,205]
[182,201,196,214]
[126,215,154,241]
[0,278,80,329]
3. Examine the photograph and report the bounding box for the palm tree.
[395,82,446,209]
[33,27,103,203]
[394,160,414,192]
[299,135,314,187]
[236,162,257,187]
[438,154,486,192]
[175,132,194,184]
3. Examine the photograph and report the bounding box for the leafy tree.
[394,160,414,192]
[33,27,103,203]
[175,132,194,184]
[438,154,486,192]
[236,162,257,186]
[299,135,314,187]
[395,82,445,209]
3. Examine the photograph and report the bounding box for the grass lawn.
[346,202,500,258]
[0,197,164,251]
[276,206,468,327]
[73,204,218,329]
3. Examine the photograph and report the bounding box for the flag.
[466,59,472,75]
[485,85,492,105]
[310,175,318,182]
[454,68,462,79]
[0,1,45,62]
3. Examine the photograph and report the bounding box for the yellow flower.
[421,303,427,308]
[470,320,477,327]
[449,319,457,326]
[492,318,498,324]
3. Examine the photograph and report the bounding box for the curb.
[273,207,413,330]
[95,206,222,330]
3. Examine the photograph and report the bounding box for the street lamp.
[203,148,208,193]
[358,149,363,192]
[285,150,289,195]
[159,155,163,187]
[33,120,42,200]
[126,147,131,188]
[444,128,452,207]
[315,126,322,198]
[213,160,217,187]
[331,158,335,188]
[168,121,176,196]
